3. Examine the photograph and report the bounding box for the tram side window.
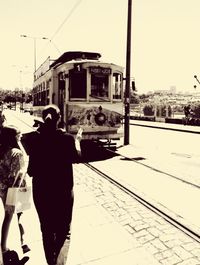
[90,74,108,100]
[33,87,37,106]
[113,73,122,100]
[41,91,45,105]
[33,94,37,106]
[33,92,39,106]
[46,89,50,105]
[34,93,40,106]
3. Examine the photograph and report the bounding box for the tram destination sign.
[89,67,111,75]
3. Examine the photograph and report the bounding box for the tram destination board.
[89,67,111,75]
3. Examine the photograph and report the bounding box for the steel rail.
[85,162,200,243]
[106,146,200,189]
[129,121,200,134]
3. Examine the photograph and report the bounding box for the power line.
[38,0,82,58]
[49,40,61,54]
[50,0,82,41]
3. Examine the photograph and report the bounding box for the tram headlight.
[95,113,106,126]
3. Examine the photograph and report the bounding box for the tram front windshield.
[90,74,109,101]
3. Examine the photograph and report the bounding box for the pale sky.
[1,0,200,93]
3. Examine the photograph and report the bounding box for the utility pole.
[20,35,48,72]
[124,0,132,145]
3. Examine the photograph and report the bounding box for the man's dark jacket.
[21,127,79,226]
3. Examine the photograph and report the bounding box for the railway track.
[102,145,200,190]
[7,110,200,244]
[85,161,200,244]
[129,121,200,135]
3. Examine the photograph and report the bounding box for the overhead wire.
[48,40,62,55]
[38,0,82,57]
[49,0,82,41]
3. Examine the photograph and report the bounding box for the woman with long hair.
[0,125,28,254]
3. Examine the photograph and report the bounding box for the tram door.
[58,72,65,127]
[69,65,87,99]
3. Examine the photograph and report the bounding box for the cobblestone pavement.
[74,164,200,265]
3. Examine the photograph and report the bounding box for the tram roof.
[50,51,101,68]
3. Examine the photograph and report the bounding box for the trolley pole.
[124,0,132,145]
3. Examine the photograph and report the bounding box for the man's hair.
[42,104,60,122]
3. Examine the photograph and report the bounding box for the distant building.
[170,86,176,94]
[154,89,171,95]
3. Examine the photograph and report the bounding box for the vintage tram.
[32,51,124,147]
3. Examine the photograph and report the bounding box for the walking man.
[22,104,81,265]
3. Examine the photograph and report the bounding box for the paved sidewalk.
[7,160,200,265]
[7,163,161,265]
[68,165,162,265]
